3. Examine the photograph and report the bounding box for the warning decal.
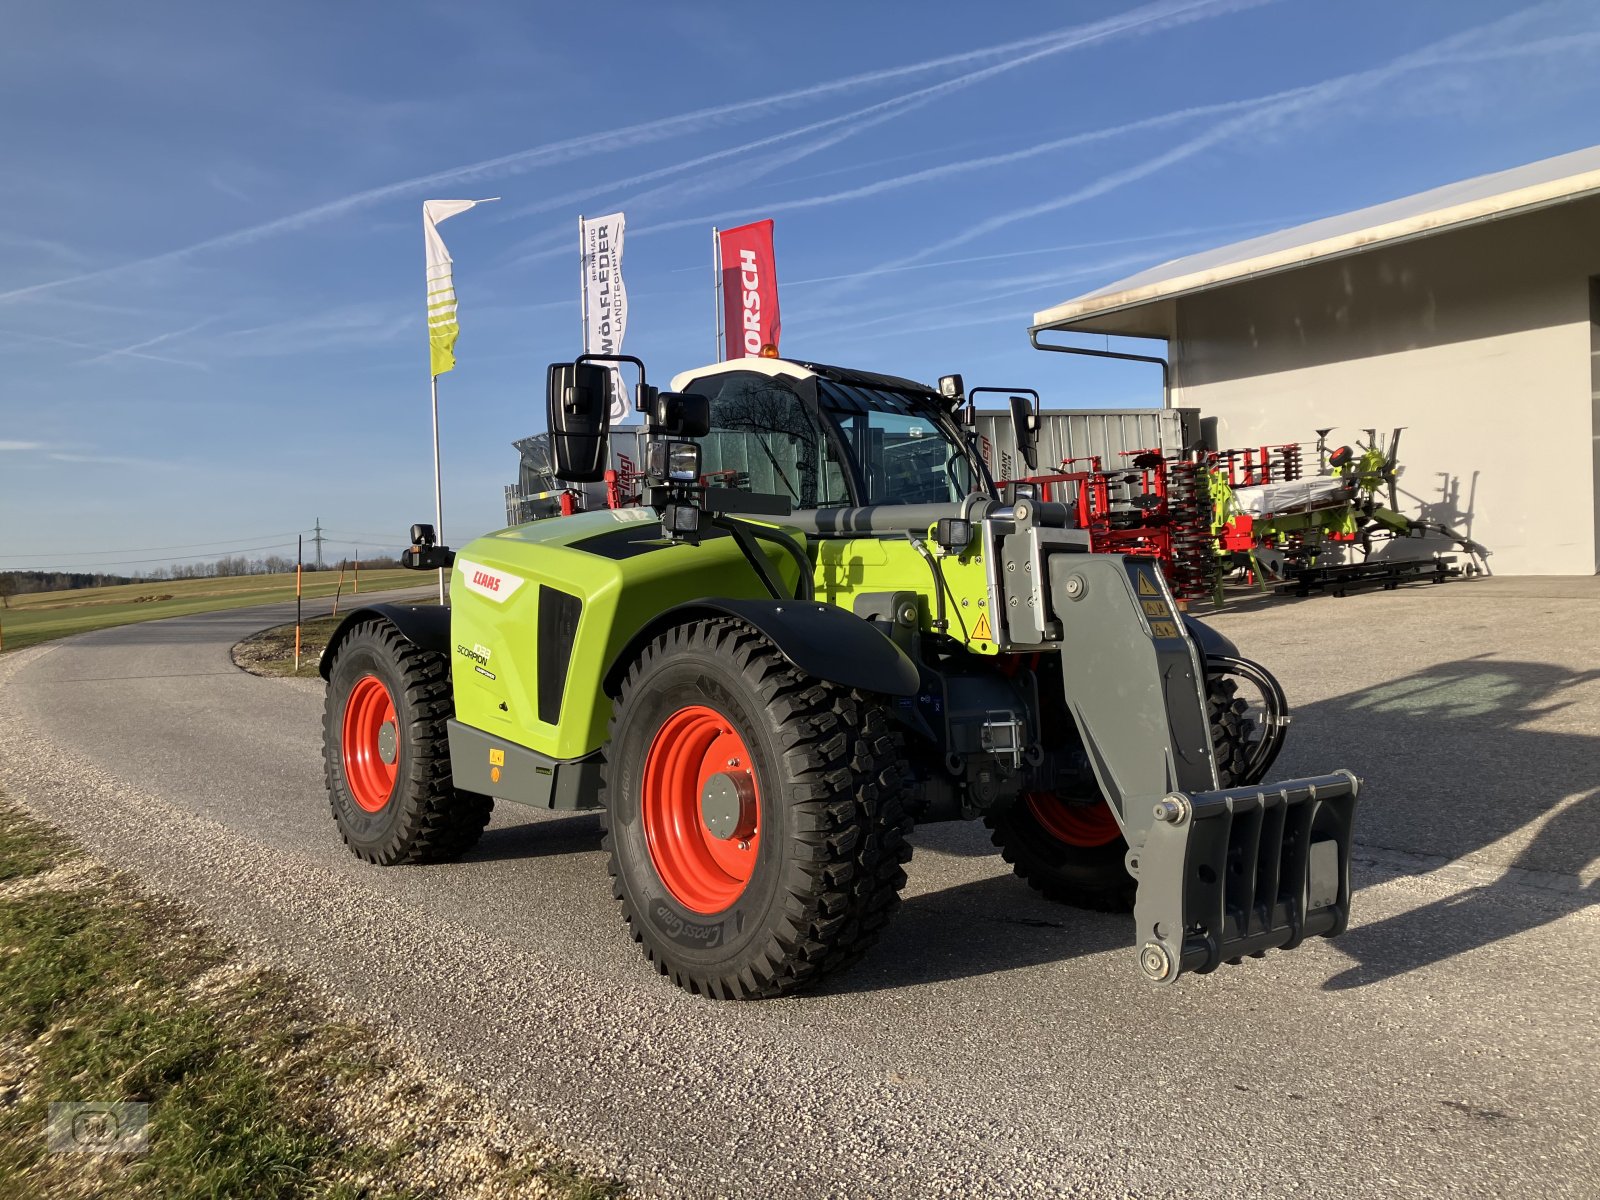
[971,611,992,641]
[1136,572,1161,596]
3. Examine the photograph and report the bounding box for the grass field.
[0,571,424,653]
[0,795,620,1198]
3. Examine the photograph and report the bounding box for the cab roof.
[669,357,935,396]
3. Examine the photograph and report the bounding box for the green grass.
[0,570,423,653]
[0,797,622,1199]
[232,615,347,678]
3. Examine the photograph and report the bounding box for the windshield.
[689,371,852,508]
[684,369,987,508]
[815,381,977,505]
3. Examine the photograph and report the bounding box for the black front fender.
[603,598,920,698]
[1183,613,1239,661]
[318,604,450,680]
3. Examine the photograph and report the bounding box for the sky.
[3,0,1600,572]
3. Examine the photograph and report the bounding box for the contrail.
[604,91,1305,248]
[500,16,1172,263]
[778,219,1301,286]
[532,0,1273,233]
[0,0,1269,305]
[0,325,204,369]
[76,319,213,368]
[860,8,1600,285]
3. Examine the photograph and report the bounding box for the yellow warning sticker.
[971,612,992,641]
[1141,599,1170,618]
[1136,572,1161,596]
[1149,619,1181,639]
[489,748,505,767]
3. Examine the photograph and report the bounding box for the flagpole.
[711,226,723,363]
[578,214,589,356]
[430,372,445,604]
[419,196,498,609]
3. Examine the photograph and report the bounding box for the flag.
[423,199,482,376]
[718,220,781,361]
[580,212,630,423]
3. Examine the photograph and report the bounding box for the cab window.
[681,372,851,508]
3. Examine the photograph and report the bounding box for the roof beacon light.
[759,343,780,359]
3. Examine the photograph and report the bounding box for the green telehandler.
[319,353,1360,999]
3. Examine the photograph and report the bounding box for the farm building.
[1032,144,1600,577]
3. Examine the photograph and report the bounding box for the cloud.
[0,440,42,451]
[0,0,1269,305]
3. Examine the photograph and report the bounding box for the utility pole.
[312,518,326,570]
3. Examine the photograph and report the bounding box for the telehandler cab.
[320,352,1360,999]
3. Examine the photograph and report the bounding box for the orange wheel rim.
[1026,791,1122,848]
[642,705,760,914]
[342,674,399,813]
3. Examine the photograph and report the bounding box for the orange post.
[294,545,303,673]
[353,554,360,594]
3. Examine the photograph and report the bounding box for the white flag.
[580,212,630,424]
[424,199,485,376]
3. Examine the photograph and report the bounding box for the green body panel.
[449,509,999,760]
[812,534,997,654]
[449,509,800,760]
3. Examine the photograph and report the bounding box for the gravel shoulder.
[1,577,1597,1198]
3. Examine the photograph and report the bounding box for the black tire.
[600,618,912,1000]
[323,619,492,865]
[987,673,1259,912]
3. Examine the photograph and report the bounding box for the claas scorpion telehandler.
[319,352,1360,999]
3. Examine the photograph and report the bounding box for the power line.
[0,531,303,561]
[5,540,302,570]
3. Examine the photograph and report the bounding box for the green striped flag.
[423,199,485,376]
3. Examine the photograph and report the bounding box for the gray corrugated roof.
[1033,143,1600,332]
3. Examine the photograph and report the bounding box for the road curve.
[2,580,1597,1198]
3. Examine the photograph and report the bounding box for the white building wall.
[1168,196,1600,576]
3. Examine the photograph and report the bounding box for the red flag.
[719,220,781,360]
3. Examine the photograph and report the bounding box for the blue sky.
[4,0,1599,571]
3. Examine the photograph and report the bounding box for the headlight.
[668,441,701,483]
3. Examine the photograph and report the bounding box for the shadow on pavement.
[839,654,1600,995]
[448,654,1598,995]
[1280,655,1598,989]
[469,811,604,861]
[812,875,1128,995]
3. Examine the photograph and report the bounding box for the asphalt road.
[3,578,1597,1198]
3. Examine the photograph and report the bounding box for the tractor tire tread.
[600,617,912,999]
[324,618,492,865]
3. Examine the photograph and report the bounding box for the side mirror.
[1008,393,1039,472]
[650,391,710,438]
[545,361,612,482]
